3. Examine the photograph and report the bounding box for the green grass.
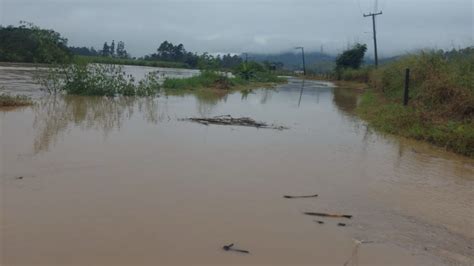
[163,70,286,92]
[357,90,474,157]
[0,93,32,107]
[349,48,474,157]
[338,67,373,83]
[74,55,189,69]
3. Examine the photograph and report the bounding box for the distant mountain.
[246,52,336,72]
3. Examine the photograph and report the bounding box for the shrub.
[36,63,161,96]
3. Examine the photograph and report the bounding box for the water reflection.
[332,86,359,115]
[32,96,162,154]
[298,79,305,107]
[194,91,228,117]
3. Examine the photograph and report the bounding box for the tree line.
[0,21,71,63]
[142,41,243,69]
[69,40,243,69]
[70,40,129,58]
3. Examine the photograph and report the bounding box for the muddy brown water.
[1,65,473,265]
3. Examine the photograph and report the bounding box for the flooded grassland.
[1,66,473,265]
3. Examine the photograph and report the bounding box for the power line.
[363,11,382,67]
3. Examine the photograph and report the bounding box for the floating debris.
[315,220,325,224]
[15,176,24,180]
[303,212,352,219]
[222,243,250,254]
[338,223,347,227]
[283,194,318,199]
[181,115,288,130]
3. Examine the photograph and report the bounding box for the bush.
[36,63,161,96]
[233,62,286,83]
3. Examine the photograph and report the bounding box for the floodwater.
[1,65,473,266]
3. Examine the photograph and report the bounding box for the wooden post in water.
[403,68,410,106]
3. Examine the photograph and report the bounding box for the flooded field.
[1,65,473,265]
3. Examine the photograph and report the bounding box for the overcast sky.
[0,0,472,57]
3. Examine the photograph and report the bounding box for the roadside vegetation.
[0,93,32,107]
[329,45,473,156]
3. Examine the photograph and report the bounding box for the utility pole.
[295,46,306,75]
[363,11,382,67]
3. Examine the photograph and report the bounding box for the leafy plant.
[36,63,161,96]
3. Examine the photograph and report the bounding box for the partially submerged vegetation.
[163,62,286,92]
[0,93,32,107]
[36,62,161,96]
[36,59,285,97]
[306,45,474,156]
[356,49,474,156]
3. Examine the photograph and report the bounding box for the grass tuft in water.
[0,93,33,107]
[163,66,286,92]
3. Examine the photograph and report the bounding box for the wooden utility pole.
[363,11,382,67]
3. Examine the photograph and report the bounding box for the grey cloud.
[0,0,472,57]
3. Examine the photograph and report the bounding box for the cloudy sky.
[0,0,472,57]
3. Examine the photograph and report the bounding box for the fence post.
[403,68,410,106]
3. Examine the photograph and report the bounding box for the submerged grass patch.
[0,93,32,107]
[163,69,286,92]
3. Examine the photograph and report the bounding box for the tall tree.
[110,40,115,57]
[102,42,110,57]
[116,41,128,58]
[335,43,367,69]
